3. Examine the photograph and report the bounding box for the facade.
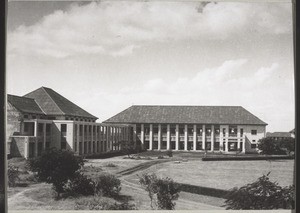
[104,105,268,153]
[7,87,132,159]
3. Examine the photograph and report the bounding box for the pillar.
[82,124,85,154]
[202,124,205,150]
[225,126,229,152]
[219,126,223,151]
[175,124,179,150]
[77,124,80,154]
[242,135,246,153]
[193,125,197,151]
[158,124,161,150]
[24,137,29,159]
[237,127,241,150]
[184,125,188,151]
[167,124,170,150]
[141,124,144,150]
[91,125,94,153]
[43,123,46,150]
[149,124,153,150]
[34,121,38,157]
[211,125,214,151]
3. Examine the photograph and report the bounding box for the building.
[266,131,295,140]
[7,87,132,159]
[103,105,268,153]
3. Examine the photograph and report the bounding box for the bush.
[139,173,180,210]
[157,155,164,159]
[94,174,121,197]
[75,196,136,210]
[28,148,84,198]
[257,137,295,155]
[225,172,295,209]
[8,165,20,187]
[105,163,117,167]
[166,150,173,157]
[64,173,95,196]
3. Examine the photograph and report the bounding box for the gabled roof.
[7,95,45,115]
[266,132,292,138]
[103,105,267,125]
[24,87,98,119]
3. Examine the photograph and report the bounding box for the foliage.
[114,139,136,158]
[8,164,20,187]
[74,196,136,210]
[105,163,117,167]
[28,148,84,197]
[94,174,121,197]
[225,172,295,209]
[64,173,95,196]
[139,173,180,210]
[157,155,164,159]
[258,137,295,155]
[166,150,173,157]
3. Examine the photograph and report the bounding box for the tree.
[139,173,180,210]
[114,139,135,158]
[257,137,295,155]
[257,138,286,155]
[225,172,294,209]
[28,148,84,198]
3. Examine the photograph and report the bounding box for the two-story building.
[103,105,268,153]
[7,87,132,159]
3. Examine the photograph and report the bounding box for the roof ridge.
[8,94,36,100]
[42,87,65,115]
[33,99,47,115]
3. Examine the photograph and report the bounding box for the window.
[61,137,67,149]
[32,115,36,119]
[46,124,51,133]
[24,115,28,119]
[252,140,256,143]
[24,123,29,132]
[251,144,257,149]
[251,130,257,135]
[240,128,244,136]
[61,124,67,132]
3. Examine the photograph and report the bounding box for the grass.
[125,159,294,190]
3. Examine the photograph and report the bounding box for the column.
[219,126,223,152]
[82,124,85,154]
[91,125,94,153]
[237,127,241,150]
[202,125,205,150]
[149,124,153,150]
[167,124,170,150]
[184,125,188,151]
[133,125,137,149]
[158,124,161,150]
[175,124,179,150]
[141,124,145,150]
[34,121,38,157]
[24,137,29,159]
[211,125,214,151]
[43,123,46,150]
[225,126,229,152]
[242,135,246,153]
[193,125,197,151]
[77,124,80,154]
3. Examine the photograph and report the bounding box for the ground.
[7,151,295,210]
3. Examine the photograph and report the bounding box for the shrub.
[75,197,136,210]
[139,173,180,210]
[28,148,84,198]
[166,150,173,157]
[105,163,117,167]
[157,155,164,159]
[64,173,95,196]
[257,138,294,155]
[8,165,20,187]
[94,174,121,197]
[225,172,295,209]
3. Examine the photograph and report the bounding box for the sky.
[7,1,294,132]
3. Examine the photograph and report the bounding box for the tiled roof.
[266,132,292,138]
[7,95,45,115]
[103,105,267,125]
[24,87,98,119]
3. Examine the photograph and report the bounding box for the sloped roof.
[24,87,98,119]
[103,105,267,125]
[7,95,45,115]
[266,132,292,138]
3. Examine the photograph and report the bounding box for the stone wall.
[7,102,22,142]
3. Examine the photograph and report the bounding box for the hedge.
[179,183,229,198]
[202,155,294,161]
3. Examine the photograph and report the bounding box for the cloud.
[7,1,292,58]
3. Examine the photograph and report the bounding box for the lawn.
[125,159,294,190]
